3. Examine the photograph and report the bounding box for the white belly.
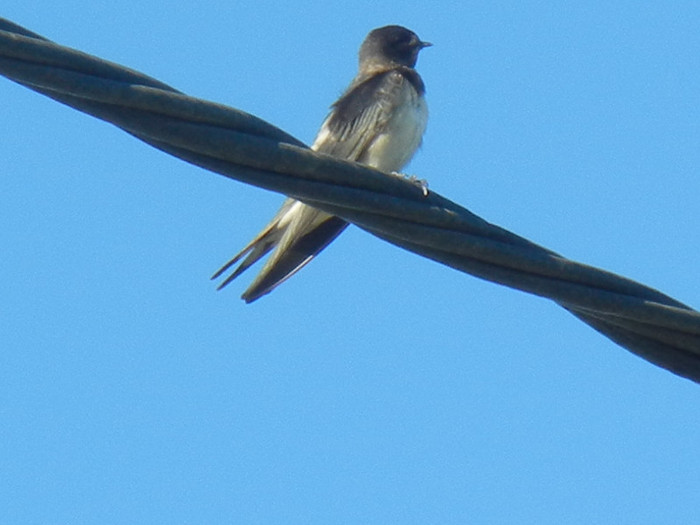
[361,88,428,173]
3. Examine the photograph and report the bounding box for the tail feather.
[211,199,296,287]
[214,242,276,290]
[211,199,348,300]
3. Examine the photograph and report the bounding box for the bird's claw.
[391,171,429,197]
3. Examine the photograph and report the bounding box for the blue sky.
[2,2,699,523]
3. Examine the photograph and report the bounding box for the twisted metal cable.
[1,18,698,383]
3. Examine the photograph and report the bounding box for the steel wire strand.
[1,18,698,383]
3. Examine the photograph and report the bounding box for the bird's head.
[359,25,431,71]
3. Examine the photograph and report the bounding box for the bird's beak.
[419,40,433,49]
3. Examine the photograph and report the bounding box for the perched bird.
[212,25,431,302]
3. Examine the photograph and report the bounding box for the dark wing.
[239,214,348,303]
[314,69,413,159]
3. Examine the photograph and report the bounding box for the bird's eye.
[391,32,413,49]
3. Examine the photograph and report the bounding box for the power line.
[1,17,698,383]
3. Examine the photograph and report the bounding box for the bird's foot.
[391,171,429,197]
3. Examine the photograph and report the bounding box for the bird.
[211,25,431,303]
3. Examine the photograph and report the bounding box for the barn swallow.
[212,25,431,302]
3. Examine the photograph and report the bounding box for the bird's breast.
[362,86,428,173]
